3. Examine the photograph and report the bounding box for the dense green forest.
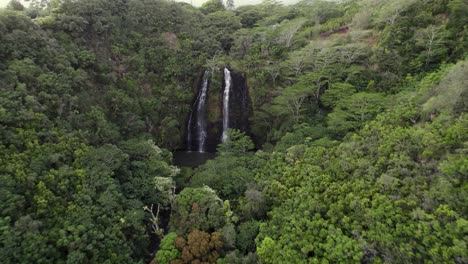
[0,0,466,263]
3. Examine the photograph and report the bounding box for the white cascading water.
[186,110,194,151]
[186,71,209,152]
[196,72,209,152]
[222,68,232,142]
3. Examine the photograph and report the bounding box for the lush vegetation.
[0,0,466,263]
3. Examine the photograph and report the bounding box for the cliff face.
[185,69,252,152]
[228,70,251,134]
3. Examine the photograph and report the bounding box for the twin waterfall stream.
[186,68,234,153]
[187,71,209,152]
[222,68,232,143]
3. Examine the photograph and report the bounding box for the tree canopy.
[0,0,466,263]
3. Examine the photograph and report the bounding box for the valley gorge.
[0,0,466,263]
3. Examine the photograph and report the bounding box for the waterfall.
[186,68,250,152]
[186,111,194,150]
[196,72,209,152]
[187,71,209,152]
[222,68,232,142]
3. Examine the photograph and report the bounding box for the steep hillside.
[0,0,466,263]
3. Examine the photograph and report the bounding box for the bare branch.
[143,204,164,237]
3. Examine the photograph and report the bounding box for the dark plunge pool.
[172,151,216,168]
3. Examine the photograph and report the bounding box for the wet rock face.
[184,69,251,153]
[228,70,251,134]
